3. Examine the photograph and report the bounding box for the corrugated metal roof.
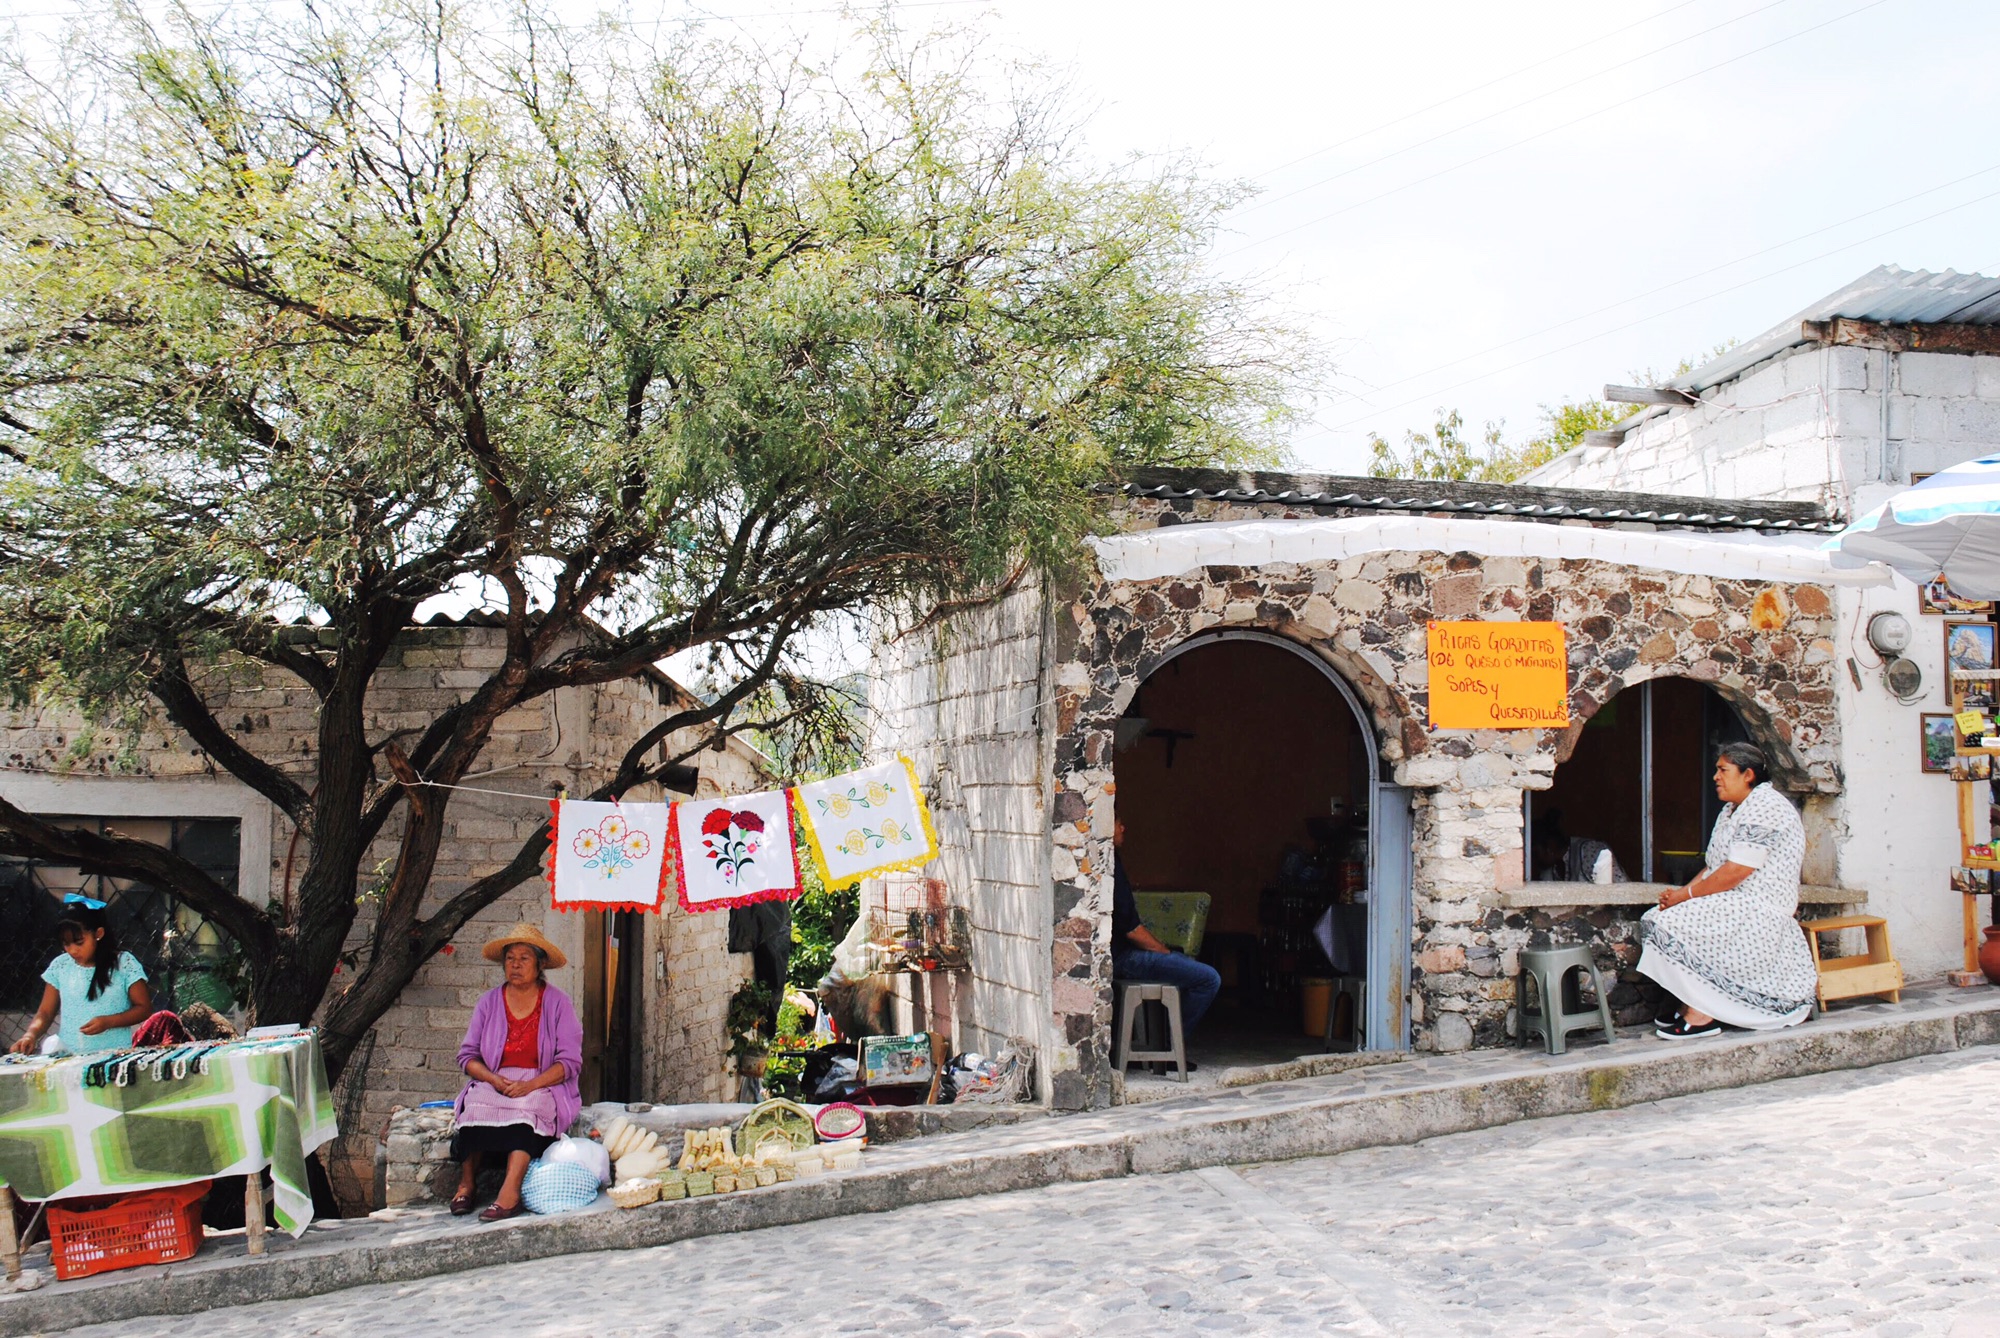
[1677,265,2000,394]
[1115,467,1839,532]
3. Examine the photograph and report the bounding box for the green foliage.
[790,862,861,988]
[1367,400,1631,484]
[1366,342,1743,485]
[726,979,775,1059]
[0,2,1304,1072]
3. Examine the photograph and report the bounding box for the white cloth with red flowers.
[669,790,804,912]
[547,800,671,912]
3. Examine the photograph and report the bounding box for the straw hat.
[481,921,568,970]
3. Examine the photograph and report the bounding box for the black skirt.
[451,1122,556,1161]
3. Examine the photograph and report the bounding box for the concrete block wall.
[868,582,1053,1079]
[1525,344,2000,521]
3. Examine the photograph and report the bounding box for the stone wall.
[868,582,1053,1083]
[1046,504,1842,1095]
[0,623,764,1208]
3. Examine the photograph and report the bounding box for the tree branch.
[0,794,274,957]
[147,648,312,822]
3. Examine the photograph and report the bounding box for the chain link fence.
[0,817,246,1050]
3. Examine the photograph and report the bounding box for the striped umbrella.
[1825,454,2000,599]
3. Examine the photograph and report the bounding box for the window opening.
[1529,680,1748,884]
[0,817,243,1045]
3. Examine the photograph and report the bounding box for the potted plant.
[727,981,775,1076]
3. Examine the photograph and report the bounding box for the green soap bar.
[657,1180,688,1200]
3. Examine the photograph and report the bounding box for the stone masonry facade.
[0,622,765,1208]
[1041,497,1844,1105]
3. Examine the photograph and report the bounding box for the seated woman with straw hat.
[449,922,583,1221]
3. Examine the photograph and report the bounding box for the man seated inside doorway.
[1112,819,1222,1055]
[1531,815,1627,884]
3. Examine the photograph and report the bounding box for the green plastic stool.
[1515,944,1617,1055]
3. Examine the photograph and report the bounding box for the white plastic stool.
[1113,982,1187,1081]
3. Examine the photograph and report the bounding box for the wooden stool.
[1802,914,1903,1009]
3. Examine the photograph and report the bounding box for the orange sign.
[1426,621,1570,729]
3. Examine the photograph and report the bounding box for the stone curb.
[7,993,1998,1335]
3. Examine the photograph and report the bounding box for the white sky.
[12,0,1994,474]
[666,0,2000,475]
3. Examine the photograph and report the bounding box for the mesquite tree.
[0,4,1298,1080]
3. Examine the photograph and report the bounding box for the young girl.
[11,898,152,1055]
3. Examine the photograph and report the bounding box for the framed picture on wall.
[1922,714,1958,772]
[1946,621,1998,674]
[1920,576,1994,616]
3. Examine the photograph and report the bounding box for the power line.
[1223,0,1896,260]
[1238,0,1793,217]
[1249,0,1711,184]
[1334,161,2000,409]
[1320,180,2000,437]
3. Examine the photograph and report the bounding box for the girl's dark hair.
[1716,741,1768,786]
[54,903,119,1001]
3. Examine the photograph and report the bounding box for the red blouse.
[499,992,543,1070]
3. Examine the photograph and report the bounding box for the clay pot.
[1980,927,2000,987]
[736,1053,768,1077]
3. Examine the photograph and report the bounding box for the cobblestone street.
[68,1048,2000,1337]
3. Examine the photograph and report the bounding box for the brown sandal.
[449,1192,475,1216]
[479,1201,524,1222]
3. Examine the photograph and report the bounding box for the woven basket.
[608,1177,660,1210]
[734,1098,817,1157]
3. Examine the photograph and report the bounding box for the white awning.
[1089,516,1894,586]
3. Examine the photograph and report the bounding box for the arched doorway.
[1529,677,1750,885]
[1114,632,1396,1069]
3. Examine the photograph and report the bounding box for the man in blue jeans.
[1112,820,1222,1048]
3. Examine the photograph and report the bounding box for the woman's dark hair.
[1716,741,1768,786]
[54,903,119,1001]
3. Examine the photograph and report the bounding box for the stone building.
[1520,263,2000,997]
[869,466,1940,1110]
[0,617,770,1205]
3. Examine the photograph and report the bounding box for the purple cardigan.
[454,983,584,1136]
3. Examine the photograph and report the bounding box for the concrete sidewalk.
[6,979,1998,1335]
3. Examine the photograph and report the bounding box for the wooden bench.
[1801,914,1903,1009]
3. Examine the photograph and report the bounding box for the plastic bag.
[538,1134,611,1186]
[953,1039,1034,1105]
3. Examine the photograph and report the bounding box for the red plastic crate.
[47,1180,210,1280]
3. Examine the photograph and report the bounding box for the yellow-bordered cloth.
[791,756,939,890]
[545,799,670,913]
[670,789,804,913]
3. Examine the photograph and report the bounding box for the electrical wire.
[1331,160,2000,410]
[1236,0,1795,217]
[1223,0,1897,260]
[1319,179,2000,436]
[1247,0,1712,184]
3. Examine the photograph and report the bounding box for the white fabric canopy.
[1089,516,1892,587]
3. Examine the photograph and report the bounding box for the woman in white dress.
[1639,742,1818,1040]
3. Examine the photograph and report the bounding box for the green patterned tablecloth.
[0,1031,338,1236]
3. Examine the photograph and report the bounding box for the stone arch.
[1106,625,1413,780]
[1552,666,1815,792]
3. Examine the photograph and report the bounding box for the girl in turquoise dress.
[10,898,153,1055]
